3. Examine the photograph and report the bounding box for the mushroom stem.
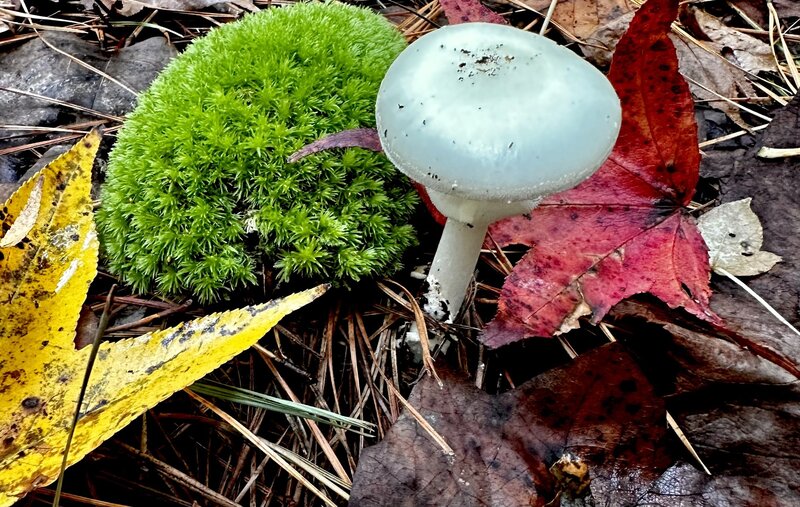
[424,218,489,322]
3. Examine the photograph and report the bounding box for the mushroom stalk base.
[424,218,488,322]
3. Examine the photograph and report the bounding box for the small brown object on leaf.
[549,453,591,498]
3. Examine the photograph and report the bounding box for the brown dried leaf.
[673,7,776,127]
[686,8,777,75]
[629,460,799,506]
[350,344,673,506]
[582,6,774,126]
[582,10,635,66]
[611,300,796,394]
[287,128,382,164]
[512,0,637,40]
[671,33,756,127]
[610,301,800,505]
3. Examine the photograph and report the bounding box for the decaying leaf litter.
[1,0,799,505]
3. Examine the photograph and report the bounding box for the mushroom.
[376,22,622,322]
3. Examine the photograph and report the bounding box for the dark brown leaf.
[349,344,674,506]
[610,300,800,505]
[729,0,800,21]
[74,305,100,350]
[728,0,767,26]
[700,92,800,373]
[611,300,797,391]
[773,0,800,18]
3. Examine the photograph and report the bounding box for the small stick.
[104,300,193,333]
[383,377,455,456]
[53,286,116,507]
[378,280,442,386]
[539,0,558,35]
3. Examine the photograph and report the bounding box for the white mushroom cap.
[376,22,621,202]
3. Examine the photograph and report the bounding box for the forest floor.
[1,0,799,506]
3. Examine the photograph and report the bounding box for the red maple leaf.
[482,0,722,347]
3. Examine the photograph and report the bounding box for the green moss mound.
[97,2,418,303]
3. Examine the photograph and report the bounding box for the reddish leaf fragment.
[440,0,507,25]
[416,183,447,226]
[288,128,447,224]
[287,128,382,163]
[350,344,674,506]
[483,0,720,346]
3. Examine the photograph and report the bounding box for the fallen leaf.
[483,0,720,347]
[612,299,798,389]
[697,198,781,276]
[700,91,800,374]
[350,344,674,507]
[728,0,767,26]
[0,132,327,505]
[582,6,772,127]
[686,8,777,75]
[0,175,43,247]
[440,0,507,25]
[74,305,100,350]
[773,0,800,18]
[671,33,758,127]
[609,302,800,505]
[505,0,636,40]
[581,10,636,66]
[664,387,800,505]
[354,333,800,504]
[678,7,777,126]
[638,460,800,506]
[0,288,325,506]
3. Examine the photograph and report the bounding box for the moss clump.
[97,2,418,303]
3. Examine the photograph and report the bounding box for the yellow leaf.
[0,175,44,248]
[0,131,328,505]
[1,131,100,343]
